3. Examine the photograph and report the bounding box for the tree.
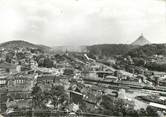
[146,106,158,116]
[98,95,125,116]
[43,58,53,68]
[95,95,139,116]
[31,84,43,109]
[50,85,69,110]
[16,52,25,60]
[37,57,54,68]
[38,58,45,67]
[138,108,147,116]
[63,69,74,75]
[133,57,146,66]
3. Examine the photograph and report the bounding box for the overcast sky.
[0,0,166,46]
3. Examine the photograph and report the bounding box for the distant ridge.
[87,44,138,57]
[52,45,87,52]
[131,34,151,46]
[0,40,51,51]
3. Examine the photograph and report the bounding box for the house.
[0,62,17,74]
[136,74,147,83]
[36,75,63,91]
[83,93,98,112]
[0,88,8,112]
[7,73,34,99]
[69,90,83,105]
[30,60,38,70]
[82,85,103,111]
[90,64,101,71]
[105,75,118,82]
[37,67,63,76]
[152,71,166,78]
[104,89,118,97]
[37,75,61,84]
[0,63,17,87]
[96,71,114,78]
[159,79,166,86]
[0,78,7,87]
[149,102,166,110]
[118,78,145,88]
[6,99,32,111]
[63,68,74,76]
[0,67,8,87]
[116,70,135,79]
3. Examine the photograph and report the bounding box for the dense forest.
[87,44,166,72]
[126,44,166,72]
[126,44,166,58]
[87,44,166,58]
[87,44,138,57]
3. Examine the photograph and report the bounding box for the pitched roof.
[0,62,17,69]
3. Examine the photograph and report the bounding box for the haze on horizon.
[0,0,166,46]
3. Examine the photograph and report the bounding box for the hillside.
[126,44,166,58]
[0,40,51,51]
[52,45,87,52]
[87,44,138,57]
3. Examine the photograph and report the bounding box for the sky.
[0,0,166,46]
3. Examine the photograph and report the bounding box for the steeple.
[65,49,69,56]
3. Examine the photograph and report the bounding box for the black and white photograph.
[0,0,166,116]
